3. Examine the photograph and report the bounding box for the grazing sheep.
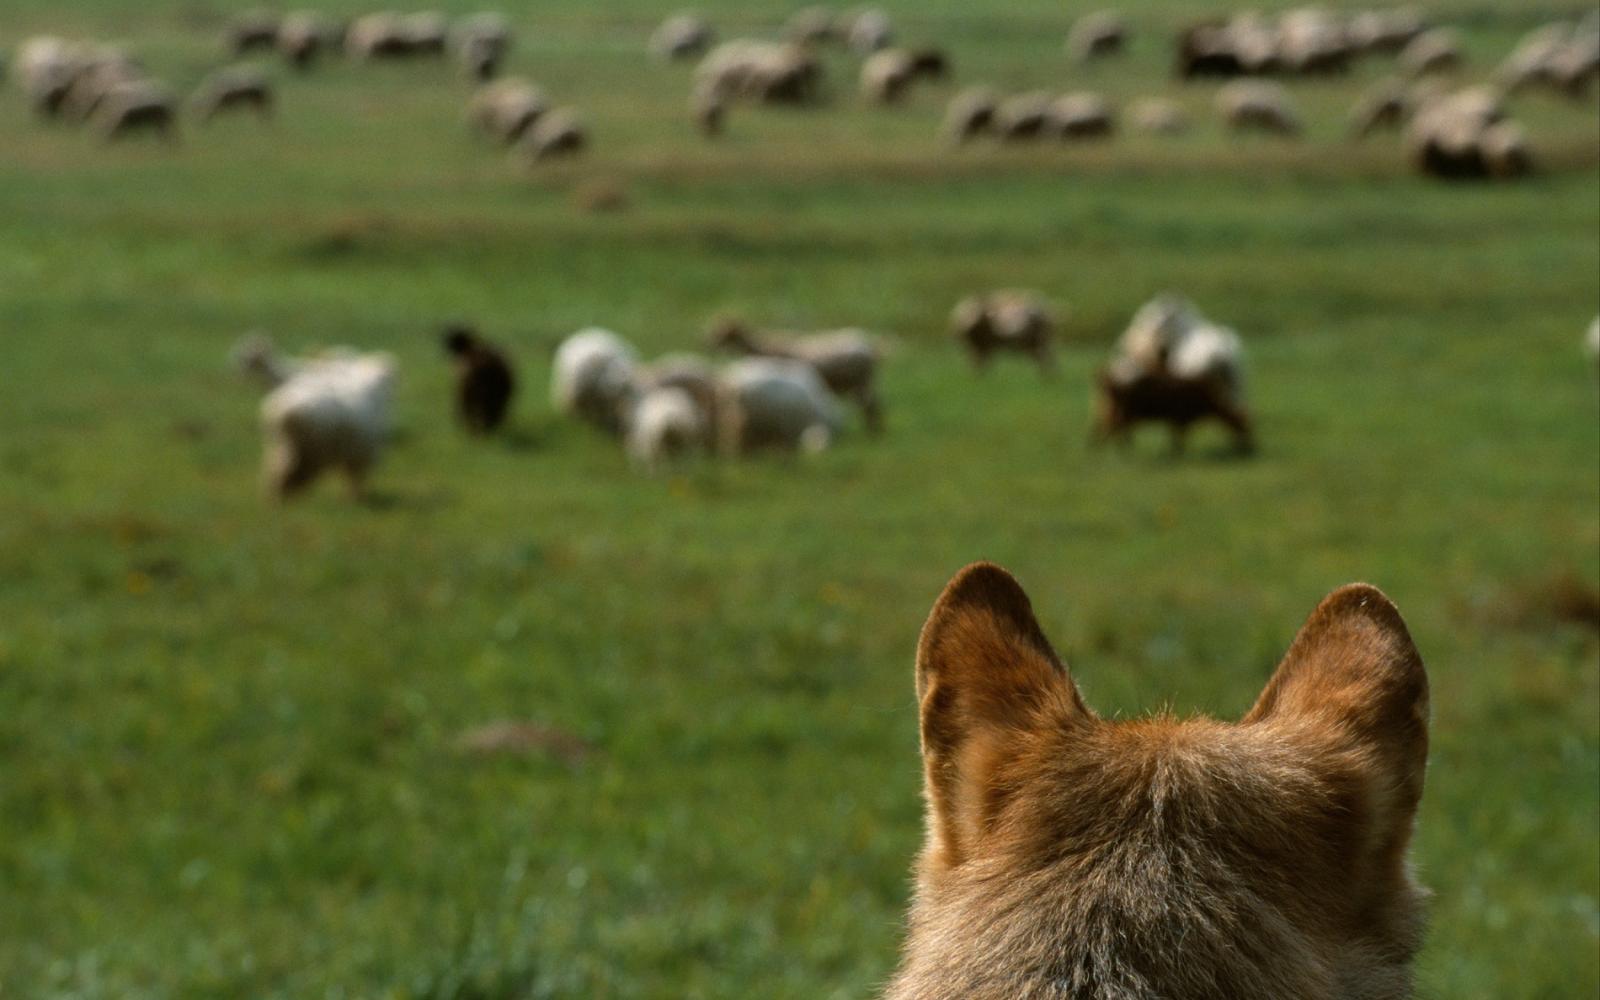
[1348,7,1427,55]
[453,12,510,81]
[1407,86,1529,180]
[846,8,893,54]
[467,77,549,143]
[95,81,178,141]
[1277,8,1353,75]
[278,12,334,70]
[860,47,946,104]
[1216,80,1301,136]
[443,324,516,434]
[1348,77,1411,138]
[785,6,838,46]
[14,36,84,116]
[191,66,273,122]
[714,357,841,455]
[1067,11,1127,62]
[400,12,449,56]
[1587,317,1600,364]
[708,319,883,432]
[635,353,720,428]
[551,328,637,435]
[1399,28,1462,77]
[943,85,998,142]
[59,49,144,122]
[1129,97,1189,135]
[1500,20,1600,97]
[950,291,1056,373]
[696,40,822,106]
[346,12,444,60]
[1092,360,1254,455]
[1099,294,1250,453]
[229,9,281,56]
[651,12,715,61]
[623,386,709,471]
[993,90,1053,140]
[1176,19,1249,79]
[1050,91,1115,140]
[237,337,398,500]
[519,107,586,160]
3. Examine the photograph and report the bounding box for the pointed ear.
[1246,584,1429,834]
[915,563,1089,867]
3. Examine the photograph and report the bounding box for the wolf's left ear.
[915,563,1090,867]
[1246,584,1429,826]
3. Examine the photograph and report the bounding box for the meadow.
[1,1,1597,997]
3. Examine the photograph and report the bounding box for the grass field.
[2,2,1598,997]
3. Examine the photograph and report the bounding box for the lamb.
[1067,11,1126,62]
[942,86,998,143]
[518,107,586,160]
[1216,80,1301,136]
[1129,97,1189,135]
[846,9,893,54]
[551,328,637,435]
[453,12,510,81]
[860,48,947,104]
[1050,92,1115,140]
[651,13,715,61]
[950,291,1056,373]
[623,386,709,471]
[708,319,883,432]
[1399,28,1462,78]
[443,324,516,434]
[1096,294,1252,454]
[191,66,274,123]
[467,77,549,144]
[234,336,398,500]
[714,357,842,455]
[95,81,178,142]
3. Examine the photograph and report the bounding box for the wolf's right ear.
[1245,584,1429,847]
[915,563,1089,867]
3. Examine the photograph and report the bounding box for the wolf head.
[888,563,1429,1000]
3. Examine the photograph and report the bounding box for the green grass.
[2,2,1598,997]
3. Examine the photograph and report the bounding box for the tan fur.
[888,563,1429,1000]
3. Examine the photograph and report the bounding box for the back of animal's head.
[888,563,1429,1000]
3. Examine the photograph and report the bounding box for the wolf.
[887,563,1429,1000]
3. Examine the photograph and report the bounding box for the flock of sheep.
[6,5,1595,179]
[227,288,1272,500]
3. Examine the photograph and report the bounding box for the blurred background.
[0,1,1596,997]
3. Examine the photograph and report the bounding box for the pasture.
[1,1,1597,997]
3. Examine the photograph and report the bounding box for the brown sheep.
[950,291,1056,373]
[708,318,883,433]
[442,324,516,434]
[1091,359,1254,455]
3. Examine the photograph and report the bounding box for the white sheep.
[943,86,998,143]
[467,77,549,144]
[623,386,709,471]
[714,357,841,455]
[453,13,511,81]
[708,319,883,432]
[1129,97,1189,135]
[519,107,586,160]
[1117,294,1244,400]
[235,337,397,501]
[1587,317,1600,364]
[847,8,893,54]
[1399,28,1462,78]
[551,328,637,434]
[1050,92,1115,140]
